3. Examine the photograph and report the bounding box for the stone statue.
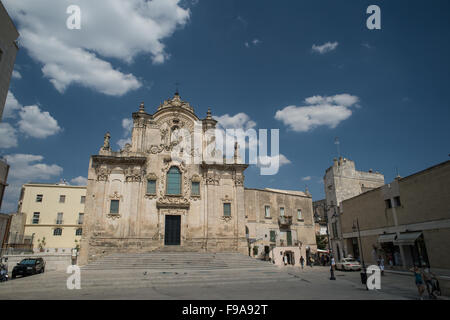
[103,132,111,150]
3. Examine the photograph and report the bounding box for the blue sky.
[1,0,450,212]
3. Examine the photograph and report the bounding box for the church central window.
[167,166,181,195]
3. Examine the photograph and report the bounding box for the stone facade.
[79,94,316,265]
[0,158,9,211]
[0,1,19,120]
[323,157,384,260]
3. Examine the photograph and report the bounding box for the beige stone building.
[0,1,19,120]
[79,93,316,265]
[17,183,86,253]
[340,160,450,277]
[323,157,385,261]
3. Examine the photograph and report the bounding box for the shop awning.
[394,232,422,246]
[377,233,397,243]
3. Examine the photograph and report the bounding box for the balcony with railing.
[278,215,292,227]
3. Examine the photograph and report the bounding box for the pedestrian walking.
[422,267,437,299]
[331,257,336,271]
[309,256,314,268]
[411,266,426,300]
[283,254,288,266]
[300,256,305,269]
[378,256,385,276]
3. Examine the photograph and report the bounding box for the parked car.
[12,258,45,278]
[336,257,361,271]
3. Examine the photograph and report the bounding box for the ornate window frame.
[145,173,158,199]
[190,174,201,199]
[221,195,232,222]
[107,192,122,219]
[165,165,183,197]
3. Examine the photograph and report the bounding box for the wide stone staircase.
[0,253,294,296]
[81,252,274,271]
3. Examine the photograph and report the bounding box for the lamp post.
[315,202,336,280]
[353,218,367,289]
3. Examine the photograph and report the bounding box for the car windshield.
[344,258,356,262]
[19,259,37,265]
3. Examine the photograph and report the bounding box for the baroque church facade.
[79,93,316,264]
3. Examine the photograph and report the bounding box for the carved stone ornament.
[96,167,111,181]
[233,175,244,186]
[106,213,121,220]
[124,167,143,182]
[220,215,233,223]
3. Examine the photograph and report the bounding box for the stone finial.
[139,102,145,113]
[206,107,212,120]
[234,142,241,164]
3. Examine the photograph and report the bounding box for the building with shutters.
[79,93,316,265]
[14,183,86,253]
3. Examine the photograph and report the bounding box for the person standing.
[422,267,436,299]
[331,257,336,271]
[411,266,426,300]
[283,254,288,266]
[300,256,305,269]
[309,256,314,268]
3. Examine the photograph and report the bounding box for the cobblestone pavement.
[0,265,438,300]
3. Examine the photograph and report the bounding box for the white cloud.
[275,94,359,132]
[1,154,63,212]
[215,113,256,131]
[3,91,22,119]
[257,154,291,167]
[3,0,190,96]
[71,176,88,186]
[12,70,22,79]
[116,118,133,149]
[302,176,311,181]
[0,123,18,148]
[245,38,261,48]
[18,105,62,138]
[312,41,338,54]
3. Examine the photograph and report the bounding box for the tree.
[316,234,328,250]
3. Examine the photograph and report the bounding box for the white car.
[336,258,362,271]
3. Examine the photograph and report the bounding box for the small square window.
[270,230,276,242]
[223,203,231,217]
[297,209,303,220]
[280,207,285,217]
[385,199,392,209]
[75,228,83,236]
[56,212,63,225]
[53,228,62,236]
[80,196,86,204]
[32,212,40,224]
[147,179,156,194]
[36,194,43,202]
[394,196,401,207]
[191,181,200,196]
[264,205,271,218]
[59,195,66,203]
[110,200,119,214]
[78,213,84,225]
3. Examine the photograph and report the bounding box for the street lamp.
[315,202,336,280]
[352,218,368,289]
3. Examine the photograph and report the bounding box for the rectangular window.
[56,212,63,225]
[264,205,271,218]
[32,212,40,224]
[76,228,83,236]
[147,179,156,194]
[394,196,401,207]
[385,199,392,209]
[53,228,62,236]
[223,203,231,217]
[297,209,303,220]
[59,195,66,203]
[110,200,119,214]
[191,182,200,196]
[280,207,285,217]
[270,230,276,242]
[78,213,84,225]
[332,222,338,238]
[80,196,86,204]
[36,194,43,202]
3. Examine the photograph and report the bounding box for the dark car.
[12,258,45,278]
